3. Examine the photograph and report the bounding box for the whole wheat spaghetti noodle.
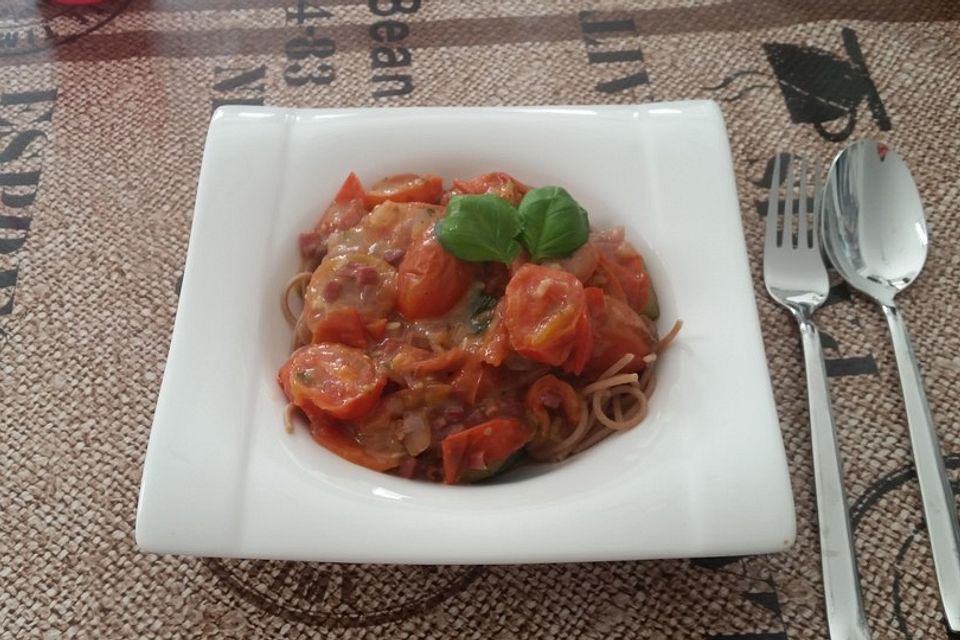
[281,271,312,326]
[564,337,675,457]
[527,333,679,463]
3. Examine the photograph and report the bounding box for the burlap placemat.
[1,1,958,638]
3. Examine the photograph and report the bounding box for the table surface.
[1,1,958,639]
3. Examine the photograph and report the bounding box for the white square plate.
[136,102,795,563]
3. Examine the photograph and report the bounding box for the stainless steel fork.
[763,155,872,640]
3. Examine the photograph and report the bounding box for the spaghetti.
[277,171,680,484]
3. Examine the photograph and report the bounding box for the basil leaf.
[517,186,590,261]
[436,194,522,264]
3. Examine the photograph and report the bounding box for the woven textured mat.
[1,1,959,638]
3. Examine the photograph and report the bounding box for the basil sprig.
[517,186,590,262]
[437,186,590,264]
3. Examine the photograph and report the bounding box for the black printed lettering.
[212,65,266,93]
[282,4,337,90]
[211,97,265,110]
[596,71,650,93]
[588,49,644,64]
[821,329,879,377]
[372,74,413,97]
[371,46,411,69]
[821,280,852,307]
[577,12,637,35]
[212,65,266,112]
[0,88,56,317]
[0,129,47,166]
[825,355,879,377]
[286,0,333,24]
[370,20,409,43]
[578,12,650,95]
[286,34,335,60]
[0,90,57,125]
[367,3,417,97]
[368,0,420,17]
[284,61,335,87]
[0,170,40,187]
[0,268,17,315]
[0,216,30,255]
[0,168,41,209]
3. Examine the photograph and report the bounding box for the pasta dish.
[279,171,680,483]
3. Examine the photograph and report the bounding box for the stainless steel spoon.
[821,139,960,631]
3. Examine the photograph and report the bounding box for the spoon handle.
[798,317,872,640]
[882,303,960,631]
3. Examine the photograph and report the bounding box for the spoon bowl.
[821,140,928,305]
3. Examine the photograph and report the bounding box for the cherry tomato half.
[397,232,474,320]
[310,307,368,349]
[590,229,652,314]
[449,172,529,206]
[314,173,370,237]
[441,418,532,484]
[355,201,445,260]
[582,287,657,377]
[365,174,444,208]
[278,343,386,420]
[302,254,398,335]
[308,416,405,472]
[333,172,366,204]
[503,264,591,374]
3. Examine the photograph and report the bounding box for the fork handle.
[882,303,960,631]
[798,317,873,640]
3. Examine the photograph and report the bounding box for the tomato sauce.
[280,172,659,484]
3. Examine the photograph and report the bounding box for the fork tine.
[812,162,822,250]
[797,158,808,250]
[765,154,780,252]
[783,157,795,249]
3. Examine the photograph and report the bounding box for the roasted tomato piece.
[334,172,366,203]
[441,418,532,484]
[310,307,368,348]
[278,343,386,420]
[397,232,474,320]
[449,172,529,206]
[365,174,444,207]
[590,228,655,317]
[302,253,398,336]
[582,287,658,377]
[503,264,591,374]
[312,173,370,239]
[450,356,500,405]
[308,415,405,472]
